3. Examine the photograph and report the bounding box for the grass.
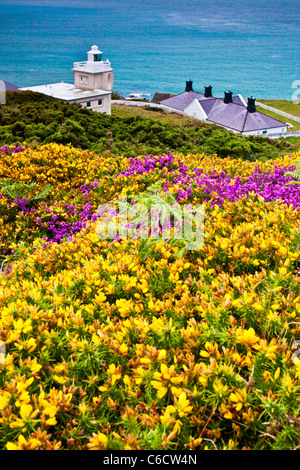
[258,99,300,118]
[256,99,300,132]
[111,103,202,127]
[256,106,300,132]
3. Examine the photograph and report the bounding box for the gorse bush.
[0,143,300,450]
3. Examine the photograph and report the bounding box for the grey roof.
[160,91,206,111]
[232,95,244,106]
[206,100,286,132]
[242,110,286,132]
[21,82,110,101]
[206,100,247,131]
[0,81,20,91]
[198,98,218,115]
[159,89,286,132]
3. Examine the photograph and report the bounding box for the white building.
[159,82,288,136]
[21,45,113,114]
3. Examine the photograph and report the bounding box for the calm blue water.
[0,0,299,100]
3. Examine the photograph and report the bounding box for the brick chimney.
[247,96,256,113]
[224,91,233,104]
[204,85,213,98]
[185,80,193,92]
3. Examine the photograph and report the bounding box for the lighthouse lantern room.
[87,45,103,62]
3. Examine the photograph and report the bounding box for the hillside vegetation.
[0,91,298,161]
[0,94,300,451]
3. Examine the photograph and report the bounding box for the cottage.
[159,81,287,136]
[21,45,113,114]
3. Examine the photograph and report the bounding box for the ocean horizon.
[0,0,299,101]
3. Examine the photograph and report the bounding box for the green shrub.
[1,90,298,161]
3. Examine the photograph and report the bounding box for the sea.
[0,0,299,101]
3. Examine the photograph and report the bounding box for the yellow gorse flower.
[6,434,41,450]
[116,298,134,317]
[151,364,183,399]
[235,328,261,350]
[107,363,122,386]
[87,432,108,450]
[165,391,193,418]
[200,341,220,358]
[213,379,229,399]
[0,143,299,450]
[229,388,247,411]
[10,404,39,429]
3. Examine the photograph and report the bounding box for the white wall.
[242,126,287,136]
[184,99,207,122]
[74,70,114,91]
[70,94,111,114]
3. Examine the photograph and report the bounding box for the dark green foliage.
[111,90,125,100]
[285,160,300,184]
[0,179,53,201]
[144,106,165,113]
[0,90,294,160]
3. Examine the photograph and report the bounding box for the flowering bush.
[1,143,300,450]
[0,144,29,155]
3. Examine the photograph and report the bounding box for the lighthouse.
[72,45,114,92]
[21,45,114,114]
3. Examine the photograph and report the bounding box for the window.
[86,101,91,108]
[98,99,103,106]
[263,130,267,134]
[80,76,83,83]
[85,77,88,84]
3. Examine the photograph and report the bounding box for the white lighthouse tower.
[72,45,114,92]
[21,45,114,115]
